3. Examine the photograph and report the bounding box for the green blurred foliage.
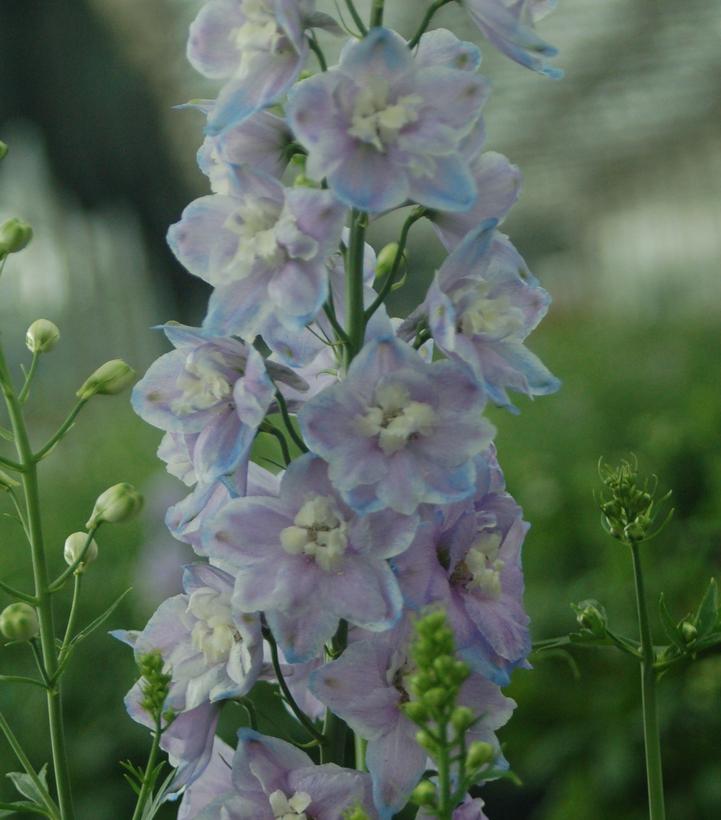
[0,314,719,818]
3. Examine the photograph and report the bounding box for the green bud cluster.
[572,598,608,638]
[137,651,174,727]
[402,610,495,816]
[598,457,671,544]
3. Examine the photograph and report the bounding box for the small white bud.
[26,319,60,354]
[76,359,135,400]
[64,531,99,571]
[86,482,143,529]
[0,603,39,642]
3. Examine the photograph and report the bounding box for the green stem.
[264,626,326,744]
[0,674,48,689]
[18,352,40,405]
[321,620,349,765]
[370,0,385,28]
[265,425,292,468]
[308,33,327,71]
[130,718,161,820]
[0,577,36,603]
[0,347,75,820]
[0,453,23,472]
[344,210,367,368]
[437,719,452,819]
[34,400,86,462]
[365,208,425,322]
[408,0,454,49]
[630,541,666,820]
[273,390,309,454]
[354,734,367,771]
[59,576,82,663]
[344,0,368,36]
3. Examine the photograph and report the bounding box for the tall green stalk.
[0,345,75,819]
[630,541,666,820]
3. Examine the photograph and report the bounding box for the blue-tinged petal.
[339,27,414,81]
[328,143,410,213]
[366,721,426,820]
[266,607,339,663]
[407,154,478,213]
[232,729,311,796]
[187,0,244,79]
[194,409,248,483]
[414,28,482,72]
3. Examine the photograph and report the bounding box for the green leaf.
[5,766,54,817]
[0,799,52,816]
[659,594,686,650]
[72,587,132,646]
[693,578,718,638]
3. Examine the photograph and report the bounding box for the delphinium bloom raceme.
[120,0,563,816]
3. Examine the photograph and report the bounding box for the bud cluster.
[138,650,174,727]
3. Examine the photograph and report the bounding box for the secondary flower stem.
[370,0,385,28]
[0,345,75,820]
[344,209,368,368]
[321,619,349,765]
[130,716,161,820]
[344,0,368,36]
[408,0,455,49]
[630,540,666,820]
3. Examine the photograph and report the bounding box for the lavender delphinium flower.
[300,336,495,515]
[417,795,488,820]
[394,447,531,684]
[203,453,416,661]
[194,730,376,818]
[167,167,346,346]
[178,737,234,819]
[401,222,559,411]
[310,621,514,817]
[132,323,306,483]
[287,27,489,213]
[461,0,562,78]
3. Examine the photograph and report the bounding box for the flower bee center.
[269,789,313,819]
[172,349,234,415]
[226,197,286,271]
[280,496,349,572]
[452,531,505,599]
[349,77,424,153]
[357,383,437,455]
[188,587,240,666]
[459,290,525,339]
[231,0,291,77]
[385,649,416,704]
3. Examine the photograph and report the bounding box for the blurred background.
[0,0,720,817]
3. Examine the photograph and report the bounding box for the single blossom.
[194,730,376,818]
[115,563,263,711]
[132,324,306,483]
[203,454,416,661]
[461,0,562,78]
[287,27,489,213]
[187,0,311,133]
[400,222,559,411]
[167,166,346,343]
[393,448,531,685]
[178,736,235,819]
[300,336,495,515]
[310,622,514,818]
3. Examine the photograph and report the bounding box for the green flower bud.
[681,621,698,644]
[415,729,437,752]
[466,740,494,770]
[402,701,429,724]
[77,359,135,400]
[0,218,33,256]
[26,319,60,354]
[0,469,20,492]
[0,142,8,161]
[451,706,475,733]
[64,531,99,570]
[421,686,449,709]
[408,671,433,696]
[86,482,143,528]
[342,805,371,820]
[410,780,437,807]
[375,243,401,278]
[0,603,39,642]
[572,599,607,638]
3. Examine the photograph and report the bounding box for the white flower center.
[269,789,312,819]
[464,531,505,599]
[226,198,285,272]
[188,587,240,666]
[349,77,424,153]
[231,0,290,78]
[280,496,349,572]
[171,349,233,415]
[357,384,436,455]
[459,287,525,339]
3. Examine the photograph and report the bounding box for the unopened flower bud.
[421,686,449,709]
[0,142,8,161]
[0,603,39,642]
[76,359,135,400]
[415,729,437,752]
[0,218,33,256]
[410,780,437,807]
[375,243,401,278]
[466,741,494,770]
[451,706,475,733]
[26,319,60,354]
[681,621,697,644]
[573,599,607,638]
[402,701,429,724]
[86,482,143,528]
[64,531,99,570]
[0,469,20,492]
